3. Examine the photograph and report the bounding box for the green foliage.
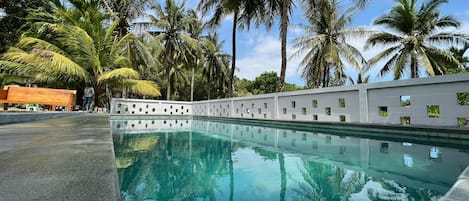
[0,0,52,53]
[446,45,469,74]
[427,105,440,118]
[401,116,411,125]
[284,83,304,92]
[325,107,331,115]
[104,0,151,36]
[339,98,345,107]
[458,118,468,127]
[201,33,231,99]
[0,0,160,107]
[250,71,279,94]
[292,0,367,88]
[457,93,468,105]
[401,96,411,107]
[233,71,303,97]
[146,0,199,100]
[312,99,318,108]
[379,106,388,117]
[113,132,235,200]
[366,0,468,79]
[233,78,253,97]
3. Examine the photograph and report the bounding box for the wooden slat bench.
[0,86,77,111]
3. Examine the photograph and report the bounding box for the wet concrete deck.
[0,115,120,201]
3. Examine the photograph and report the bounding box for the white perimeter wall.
[111,73,469,127]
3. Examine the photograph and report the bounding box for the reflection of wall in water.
[111,119,469,193]
[368,141,468,192]
[111,119,192,134]
[192,120,469,193]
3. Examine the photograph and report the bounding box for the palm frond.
[3,50,89,82]
[365,32,403,49]
[98,68,140,84]
[123,79,161,97]
[368,45,402,65]
[426,33,469,46]
[16,37,67,55]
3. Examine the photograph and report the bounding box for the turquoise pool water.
[112,118,469,201]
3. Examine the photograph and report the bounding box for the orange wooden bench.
[0,86,77,111]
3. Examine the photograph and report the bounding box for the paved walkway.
[0,115,120,201]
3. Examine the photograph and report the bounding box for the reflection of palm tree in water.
[292,161,361,201]
[292,160,442,200]
[114,132,234,200]
[279,153,287,201]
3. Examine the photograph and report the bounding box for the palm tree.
[0,0,160,107]
[260,0,368,92]
[198,0,264,97]
[146,0,198,100]
[198,0,242,98]
[446,44,469,74]
[366,0,468,79]
[102,0,151,37]
[291,0,366,88]
[201,33,231,99]
[186,10,204,102]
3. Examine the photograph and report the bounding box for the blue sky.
[183,0,469,86]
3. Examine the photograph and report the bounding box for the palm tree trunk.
[92,85,99,110]
[326,67,330,87]
[279,0,289,92]
[166,65,171,100]
[279,153,286,201]
[228,11,238,98]
[229,141,234,201]
[191,64,195,102]
[321,66,327,87]
[208,75,211,100]
[411,53,417,78]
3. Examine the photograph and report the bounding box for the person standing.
[83,86,95,111]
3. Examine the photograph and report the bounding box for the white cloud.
[465,9,469,17]
[234,33,304,86]
[223,14,234,22]
[0,8,5,20]
[458,20,469,33]
[290,25,306,37]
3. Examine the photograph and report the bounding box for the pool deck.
[0,111,84,125]
[441,166,469,201]
[0,114,120,201]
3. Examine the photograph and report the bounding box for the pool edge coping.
[440,166,469,201]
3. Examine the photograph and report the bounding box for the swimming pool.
[111,117,469,201]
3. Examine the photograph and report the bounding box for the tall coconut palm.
[0,0,160,107]
[146,0,198,100]
[366,0,468,79]
[186,10,204,102]
[259,0,368,92]
[102,0,151,37]
[198,0,241,98]
[198,0,264,97]
[201,33,231,99]
[291,0,367,88]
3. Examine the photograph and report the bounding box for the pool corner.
[440,166,469,201]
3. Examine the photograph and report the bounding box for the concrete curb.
[0,112,85,125]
